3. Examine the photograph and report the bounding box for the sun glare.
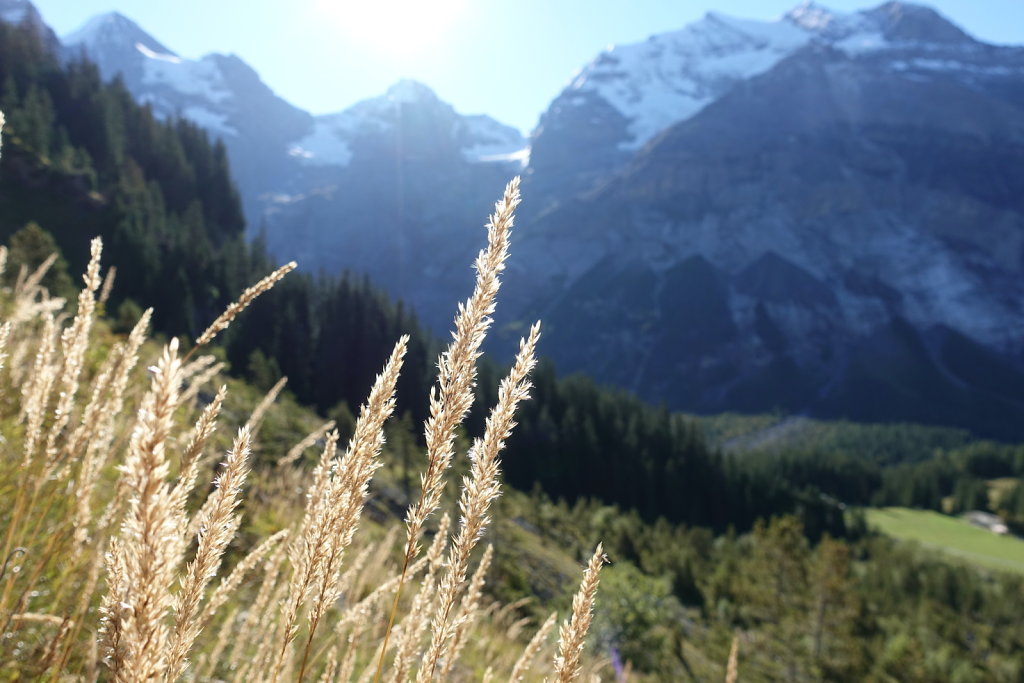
[317,0,466,57]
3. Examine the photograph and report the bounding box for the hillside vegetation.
[0,166,613,680]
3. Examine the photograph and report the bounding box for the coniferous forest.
[2,16,1024,681]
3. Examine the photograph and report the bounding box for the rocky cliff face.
[506,10,1024,436]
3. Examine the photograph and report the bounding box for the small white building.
[963,510,1009,535]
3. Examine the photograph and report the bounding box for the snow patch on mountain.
[566,11,822,150]
[457,114,528,164]
[182,106,237,136]
[289,119,354,166]
[141,55,232,104]
[889,58,1017,76]
[63,12,247,137]
[134,41,179,63]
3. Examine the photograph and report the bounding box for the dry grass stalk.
[183,360,225,399]
[98,265,116,306]
[65,344,122,544]
[320,645,340,683]
[300,339,408,677]
[328,545,373,626]
[440,543,495,679]
[425,512,451,577]
[64,342,122,465]
[227,545,287,675]
[338,618,367,683]
[193,261,297,348]
[388,576,436,682]
[419,322,540,681]
[18,315,57,466]
[725,633,740,683]
[0,320,12,373]
[180,352,218,381]
[386,521,457,679]
[551,544,606,683]
[279,419,338,467]
[510,611,558,682]
[276,337,408,681]
[98,338,185,680]
[377,176,521,682]
[200,527,289,628]
[195,606,239,680]
[166,426,253,680]
[80,308,154,540]
[14,252,57,306]
[177,385,229,534]
[403,176,520,556]
[273,429,339,675]
[246,375,288,435]
[331,555,429,641]
[241,575,293,682]
[41,237,103,473]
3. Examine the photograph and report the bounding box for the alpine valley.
[17,0,1024,438]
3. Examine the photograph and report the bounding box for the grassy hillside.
[866,507,1024,575]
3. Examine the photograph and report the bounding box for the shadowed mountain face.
[505,33,1024,437]
[258,81,525,331]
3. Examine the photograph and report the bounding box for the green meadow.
[866,507,1024,575]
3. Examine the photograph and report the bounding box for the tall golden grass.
[0,112,605,681]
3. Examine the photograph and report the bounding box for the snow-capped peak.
[563,1,979,151]
[288,81,526,168]
[63,11,176,58]
[786,1,844,32]
[64,13,237,137]
[566,9,814,150]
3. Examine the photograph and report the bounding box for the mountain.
[525,1,988,205]
[260,79,526,331]
[507,2,1024,438]
[60,11,312,224]
[56,11,527,330]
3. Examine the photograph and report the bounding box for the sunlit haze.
[314,0,467,58]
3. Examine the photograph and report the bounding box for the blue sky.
[31,0,1024,133]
